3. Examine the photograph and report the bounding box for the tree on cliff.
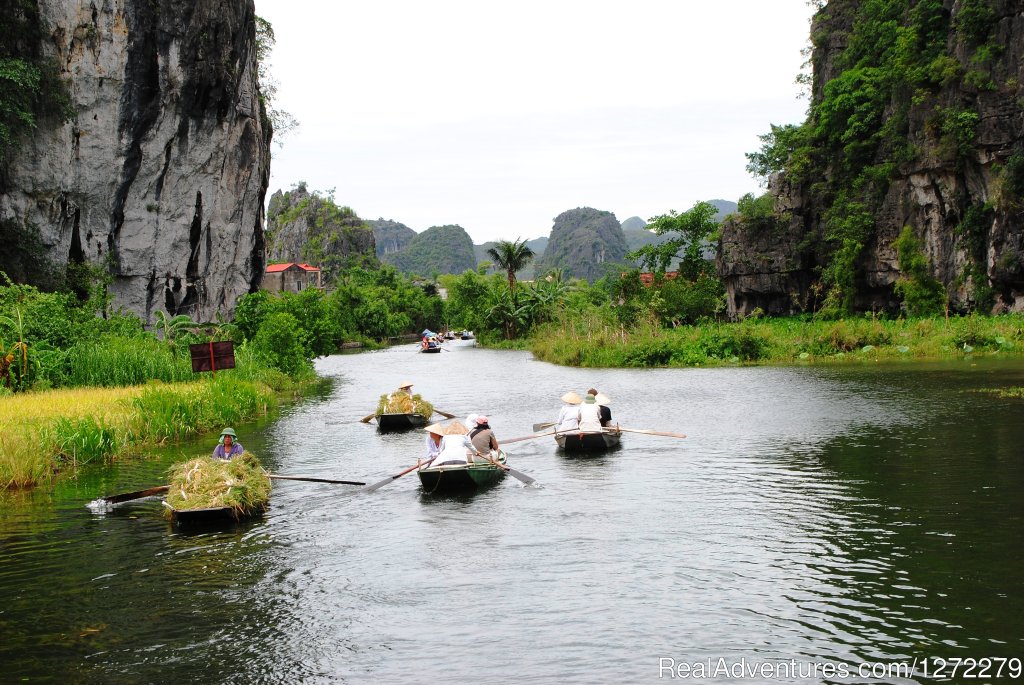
[628,201,720,279]
[486,239,535,296]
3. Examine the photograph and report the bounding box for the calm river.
[1,342,1023,683]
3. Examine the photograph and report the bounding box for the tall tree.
[627,201,720,280]
[486,238,535,295]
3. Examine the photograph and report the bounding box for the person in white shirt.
[578,394,603,432]
[556,391,582,432]
[433,422,478,465]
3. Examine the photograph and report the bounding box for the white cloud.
[257,0,814,241]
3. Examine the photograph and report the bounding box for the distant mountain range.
[366,199,739,280]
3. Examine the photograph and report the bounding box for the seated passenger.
[556,391,582,432]
[578,394,603,432]
[470,415,499,455]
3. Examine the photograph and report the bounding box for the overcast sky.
[254,1,815,243]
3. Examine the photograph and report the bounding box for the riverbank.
[528,313,1024,367]
[0,376,281,490]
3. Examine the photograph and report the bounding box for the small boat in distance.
[377,412,429,431]
[555,429,622,452]
[418,451,508,494]
[460,330,474,340]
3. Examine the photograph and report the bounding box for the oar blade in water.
[101,485,170,505]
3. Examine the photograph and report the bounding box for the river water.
[1,342,1022,683]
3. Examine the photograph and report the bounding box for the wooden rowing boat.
[418,451,507,493]
[555,430,622,452]
[420,345,442,353]
[377,412,429,431]
[162,500,265,523]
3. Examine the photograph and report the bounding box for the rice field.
[0,378,276,490]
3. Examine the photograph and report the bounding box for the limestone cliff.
[266,185,377,280]
[0,0,271,323]
[383,224,477,276]
[719,0,1024,318]
[537,207,629,281]
[368,218,416,258]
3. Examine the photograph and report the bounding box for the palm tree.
[486,238,535,296]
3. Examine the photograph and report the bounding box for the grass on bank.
[529,313,1024,367]
[0,375,278,490]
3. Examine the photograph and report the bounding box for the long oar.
[532,421,556,432]
[268,474,365,486]
[501,429,575,445]
[359,413,376,423]
[100,485,170,504]
[476,451,536,486]
[433,409,458,419]
[363,457,436,493]
[608,427,687,439]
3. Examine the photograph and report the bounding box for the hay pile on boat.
[376,392,433,419]
[164,452,270,518]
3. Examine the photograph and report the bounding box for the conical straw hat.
[424,423,445,435]
[443,421,469,436]
[560,391,582,405]
[594,392,612,405]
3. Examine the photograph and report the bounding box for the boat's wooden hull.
[418,453,507,493]
[555,431,621,452]
[163,501,264,523]
[377,413,429,431]
[420,346,442,353]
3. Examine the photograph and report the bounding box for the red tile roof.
[265,262,321,273]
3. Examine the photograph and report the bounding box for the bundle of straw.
[375,392,434,419]
[164,452,270,518]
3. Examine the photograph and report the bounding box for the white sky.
[254,1,815,243]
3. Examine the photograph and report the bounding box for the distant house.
[637,271,679,287]
[264,263,322,293]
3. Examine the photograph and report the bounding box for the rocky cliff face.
[0,0,271,323]
[368,219,416,257]
[719,0,1024,318]
[266,185,377,279]
[538,207,629,281]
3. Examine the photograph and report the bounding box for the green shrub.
[893,226,947,316]
[251,311,313,377]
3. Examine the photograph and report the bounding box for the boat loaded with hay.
[163,452,270,523]
[375,392,434,432]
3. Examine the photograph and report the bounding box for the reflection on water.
[2,343,1023,683]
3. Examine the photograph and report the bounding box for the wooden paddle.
[475,451,536,486]
[433,408,458,419]
[607,427,687,439]
[532,421,556,432]
[359,413,376,423]
[363,457,437,493]
[267,474,365,486]
[501,428,576,445]
[100,485,170,504]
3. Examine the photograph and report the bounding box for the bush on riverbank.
[0,376,277,490]
[529,312,1024,367]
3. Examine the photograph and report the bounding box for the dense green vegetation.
[529,311,1023,367]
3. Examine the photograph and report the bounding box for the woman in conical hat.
[424,422,445,462]
[556,391,582,433]
[433,420,475,465]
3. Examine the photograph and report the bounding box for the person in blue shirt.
[212,427,244,460]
